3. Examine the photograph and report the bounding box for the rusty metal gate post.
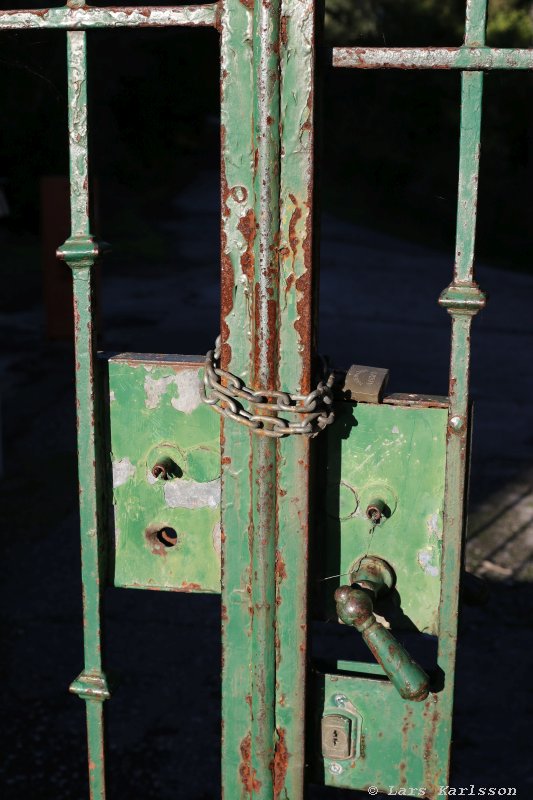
[2,1,533,798]
[219,0,317,795]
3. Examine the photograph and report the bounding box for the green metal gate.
[2,1,531,798]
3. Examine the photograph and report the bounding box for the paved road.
[1,169,532,798]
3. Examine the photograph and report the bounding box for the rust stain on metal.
[285,191,313,392]
[271,727,289,798]
[214,0,222,32]
[230,185,248,203]
[239,732,262,793]
[301,89,313,132]
[237,208,257,281]
[253,283,279,391]
[288,195,302,255]
[399,761,407,786]
[401,705,414,759]
[383,393,449,409]
[239,0,254,9]
[280,14,288,47]
[181,581,201,591]
[220,124,234,369]
[275,550,287,581]
[284,272,295,293]
[274,629,281,668]
[423,698,440,763]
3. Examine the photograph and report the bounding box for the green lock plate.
[314,671,448,795]
[312,394,451,796]
[101,354,221,593]
[318,397,449,636]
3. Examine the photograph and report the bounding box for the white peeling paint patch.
[212,522,222,557]
[391,425,400,434]
[112,458,136,488]
[417,548,439,577]
[109,390,116,402]
[426,512,440,538]
[164,478,221,510]
[144,374,175,409]
[171,369,202,414]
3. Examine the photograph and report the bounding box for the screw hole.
[365,500,391,524]
[151,457,181,480]
[156,527,178,547]
[145,523,180,555]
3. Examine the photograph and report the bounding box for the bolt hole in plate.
[145,523,179,555]
[146,444,185,484]
[151,457,182,481]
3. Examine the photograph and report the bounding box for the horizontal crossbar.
[0,4,218,30]
[333,46,533,71]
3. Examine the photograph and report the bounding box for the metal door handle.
[334,557,430,702]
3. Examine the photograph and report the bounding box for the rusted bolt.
[151,457,180,480]
[365,498,387,524]
[449,415,465,433]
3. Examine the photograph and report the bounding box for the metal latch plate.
[101,354,221,593]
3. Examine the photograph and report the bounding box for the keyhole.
[332,729,339,746]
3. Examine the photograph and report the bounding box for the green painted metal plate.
[319,399,448,636]
[314,671,448,797]
[102,354,221,593]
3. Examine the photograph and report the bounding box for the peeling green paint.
[105,356,221,592]
[320,401,448,637]
[0,4,218,30]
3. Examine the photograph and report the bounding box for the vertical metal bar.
[220,0,316,794]
[275,0,317,796]
[249,0,281,794]
[58,30,109,800]
[68,30,90,238]
[464,0,488,47]
[435,0,487,787]
[453,71,484,286]
[219,0,256,795]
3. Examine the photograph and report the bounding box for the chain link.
[202,336,335,438]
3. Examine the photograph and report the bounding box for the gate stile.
[1,1,531,798]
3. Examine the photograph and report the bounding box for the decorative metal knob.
[335,557,430,702]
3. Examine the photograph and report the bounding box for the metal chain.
[202,336,335,438]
